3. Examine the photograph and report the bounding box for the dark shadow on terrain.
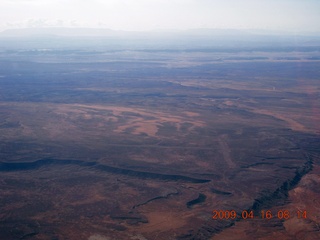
[0,159,211,184]
[187,193,207,208]
[178,151,314,239]
[211,188,232,196]
[132,189,179,209]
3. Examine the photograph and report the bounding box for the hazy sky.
[0,0,319,32]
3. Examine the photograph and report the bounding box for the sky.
[0,0,320,33]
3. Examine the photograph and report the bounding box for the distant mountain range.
[0,28,319,50]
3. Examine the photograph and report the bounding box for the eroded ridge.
[0,159,211,183]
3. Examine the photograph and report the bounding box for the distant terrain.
[0,28,319,240]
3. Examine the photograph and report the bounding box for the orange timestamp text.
[212,209,307,220]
